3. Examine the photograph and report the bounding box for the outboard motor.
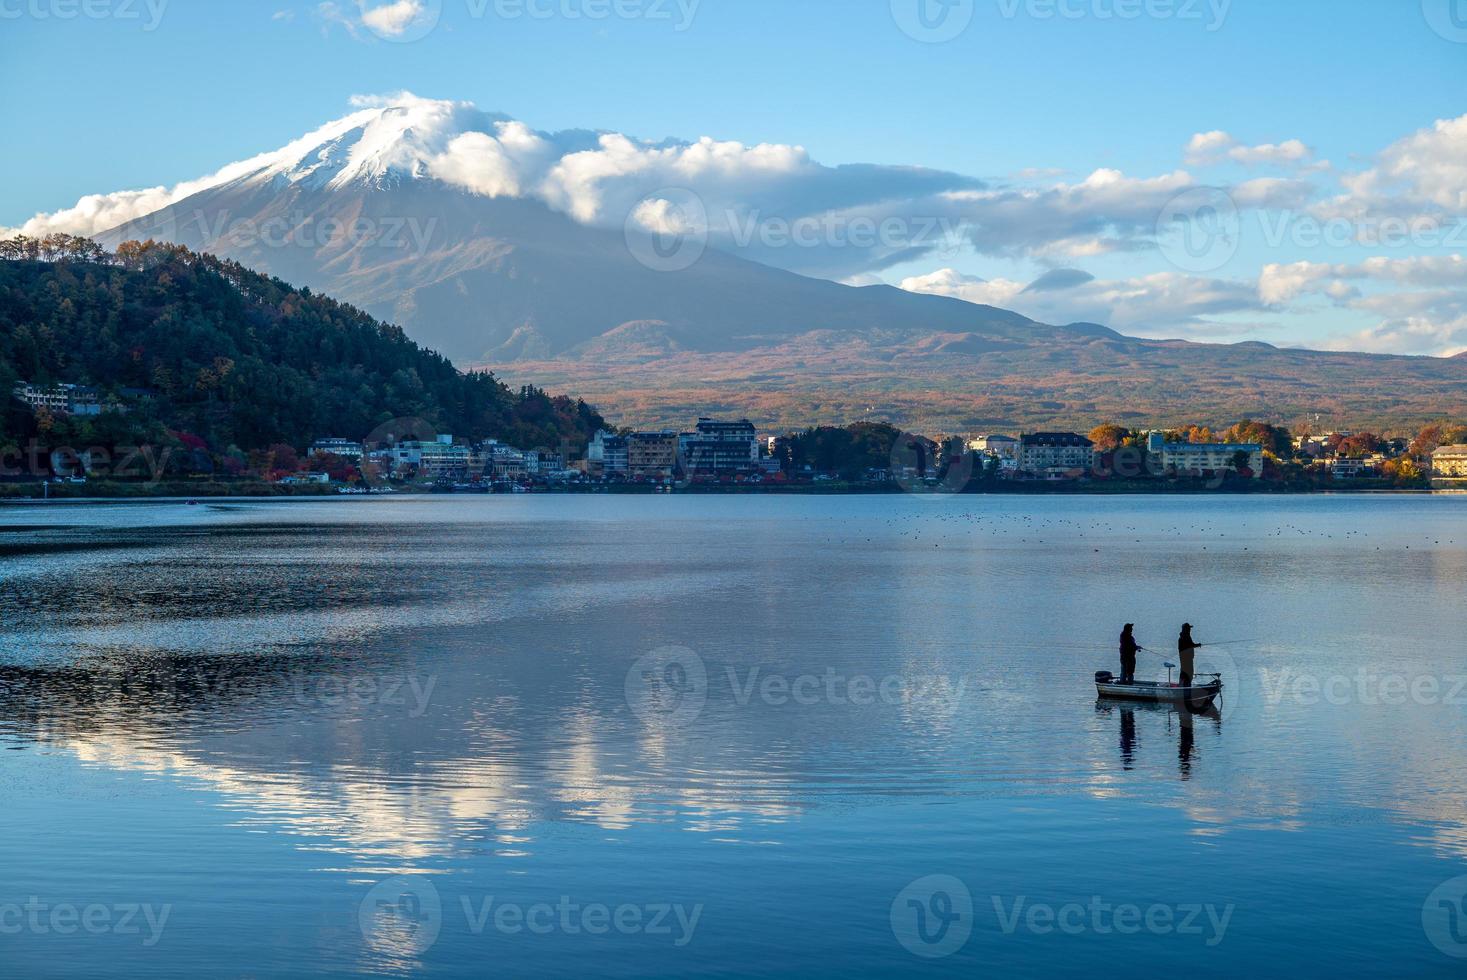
[1095,671,1114,684]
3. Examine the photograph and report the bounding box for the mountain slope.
[0,239,604,450]
[100,177,1083,365]
[84,99,1467,431]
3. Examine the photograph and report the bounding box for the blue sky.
[3,0,1465,352]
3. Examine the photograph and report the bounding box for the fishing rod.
[1136,647,1176,667]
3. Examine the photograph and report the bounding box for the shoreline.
[1,485,1461,505]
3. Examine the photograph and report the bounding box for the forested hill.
[0,236,605,452]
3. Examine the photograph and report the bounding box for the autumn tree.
[1410,425,1444,456]
[1088,424,1130,452]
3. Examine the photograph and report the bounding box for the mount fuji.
[41,95,1465,430]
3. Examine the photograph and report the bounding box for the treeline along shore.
[3,236,1466,499]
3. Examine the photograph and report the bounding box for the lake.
[1,494,1465,977]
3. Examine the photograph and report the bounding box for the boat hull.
[1096,680,1222,709]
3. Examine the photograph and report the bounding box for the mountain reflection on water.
[2,495,1466,977]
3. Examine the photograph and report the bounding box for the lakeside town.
[8,379,1467,496]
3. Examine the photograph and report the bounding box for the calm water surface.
[1,494,1466,977]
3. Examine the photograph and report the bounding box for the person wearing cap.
[1119,624,1139,684]
[1178,623,1201,687]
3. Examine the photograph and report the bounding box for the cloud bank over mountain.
[7,94,1466,354]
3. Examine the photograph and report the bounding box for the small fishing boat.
[1095,671,1223,711]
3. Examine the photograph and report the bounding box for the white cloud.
[1259,255,1467,355]
[359,0,424,36]
[1260,255,1467,305]
[900,266,1264,338]
[5,92,1461,353]
[1324,310,1467,357]
[1320,112,1467,225]
[1185,131,1315,168]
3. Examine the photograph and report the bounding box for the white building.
[1431,445,1467,478]
[12,382,104,416]
[968,434,1019,459]
[588,430,629,476]
[1326,457,1374,480]
[1147,432,1263,479]
[1018,433,1096,478]
[309,438,364,460]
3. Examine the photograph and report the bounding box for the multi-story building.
[969,434,1019,460]
[587,430,629,477]
[627,431,680,480]
[525,450,567,477]
[1326,457,1374,480]
[480,441,528,480]
[1432,445,1467,477]
[1018,433,1096,478]
[371,435,474,480]
[309,438,365,460]
[1147,432,1263,479]
[12,382,104,416]
[680,418,759,477]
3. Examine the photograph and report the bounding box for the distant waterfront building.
[1432,445,1467,478]
[1326,457,1374,480]
[588,430,629,477]
[12,381,105,416]
[680,418,759,477]
[372,435,474,479]
[278,472,331,486]
[1018,432,1096,478]
[1147,432,1263,479]
[627,431,680,480]
[525,450,567,477]
[969,434,1019,459]
[309,438,364,460]
[479,441,527,480]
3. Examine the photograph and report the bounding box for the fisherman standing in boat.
[1178,623,1200,687]
[1119,624,1139,684]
